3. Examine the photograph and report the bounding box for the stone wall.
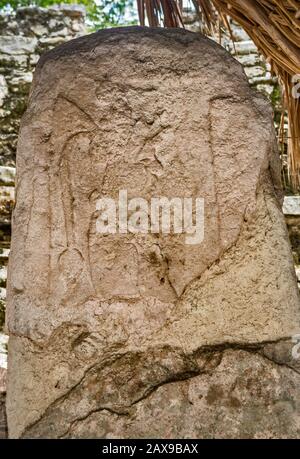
[0,6,86,167]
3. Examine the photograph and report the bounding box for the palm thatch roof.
[137,0,300,191]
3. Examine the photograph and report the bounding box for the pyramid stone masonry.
[5,27,300,438]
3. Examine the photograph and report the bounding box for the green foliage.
[0,1,138,29]
[0,0,89,9]
[88,0,137,29]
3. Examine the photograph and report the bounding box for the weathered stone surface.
[0,166,15,186]
[0,7,284,338]
[24,349,300,439]
[0,6,87,334]
[0,36,38,55]
[6,27,300,439]
[0,75,8,106]
[0,6,86,167]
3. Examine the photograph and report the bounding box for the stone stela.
[5,27,300,439]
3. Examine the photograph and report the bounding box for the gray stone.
[244,65,265,79]
[228,40,258,55]
[29,53,40,66]
[0,52,28,67]
[283,196,300,215]
[256,84,275,96]
[10,72,32,86]
[235,53,261,67]
[30,24,48,37]
[0,167,15,186]
[0,266,7,284]
[0,36,37,55]
[39,36,67,46]
[0,335,7,369]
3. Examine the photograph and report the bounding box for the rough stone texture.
[283,196,300,216]
[183,10,279,102]
[27,349,300,439]
[6,27,300,439]
[0,6,86,168]
[183,9,288,188]
[0,6,288,337]
[0,6,86,333]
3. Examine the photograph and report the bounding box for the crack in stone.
[20,336,299,438]
[56,338,300,438]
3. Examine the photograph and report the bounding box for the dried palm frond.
[137,0,300,191]
[137,0,184,27]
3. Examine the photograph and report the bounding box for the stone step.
[0,185,15,228]
[0,266,6,287]
[0,166,15,186]
[226,40,258,55]
[283,196,300,215]
[0,333,8,369]
[0,248,9,262]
